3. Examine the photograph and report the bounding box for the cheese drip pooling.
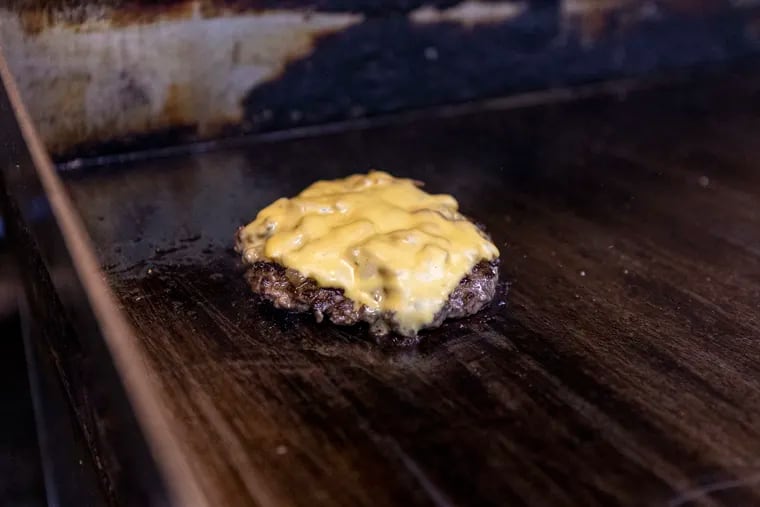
[238,171,500,334]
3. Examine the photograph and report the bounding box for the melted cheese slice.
[238,171,499,334]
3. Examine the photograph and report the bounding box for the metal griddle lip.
[52,59,754,173]
[0,50,210,507]
[55,75,660,172]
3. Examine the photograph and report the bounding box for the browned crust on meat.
[243,258,500,341]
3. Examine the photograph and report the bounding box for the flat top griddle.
[62,70,760,506]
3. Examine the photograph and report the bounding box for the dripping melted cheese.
[237,171,499,334]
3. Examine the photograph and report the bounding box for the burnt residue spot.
[108,259,148,275]
[241,4,760,135]
[53,125,199,163]
[153,245,188,257]
[117,72,151,110]
[231,40,242,65]
[242,7,559,131]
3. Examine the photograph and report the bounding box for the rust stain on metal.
[161,83,194,126]
[0,3,363,154]
[578,9,609,44]
[10,1,195,34]
[561,0,655,46]
[562,0,640,18]
[18,9,50,34]
[560,0,740,47]
[562,0,729,33]
[7,1,332,34]
[108,1,196,28]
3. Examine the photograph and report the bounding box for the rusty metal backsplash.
[1,0,759,160]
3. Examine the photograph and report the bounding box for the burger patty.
[243,258,500,341]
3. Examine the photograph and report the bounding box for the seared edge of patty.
[242,258,499,340]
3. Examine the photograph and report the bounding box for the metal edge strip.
[0,48,210,507]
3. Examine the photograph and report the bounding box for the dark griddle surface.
[64,70,760,507]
